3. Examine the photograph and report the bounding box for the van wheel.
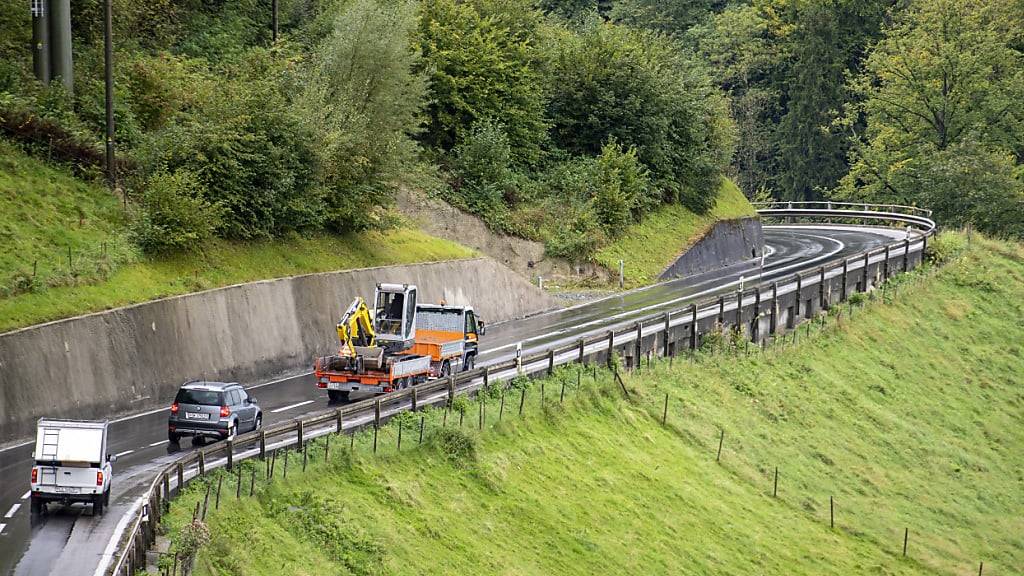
[93,495,104,516]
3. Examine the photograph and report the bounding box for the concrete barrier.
[0,258,557,441]
[660,218,764,281]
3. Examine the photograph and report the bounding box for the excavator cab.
[373,283,417,351]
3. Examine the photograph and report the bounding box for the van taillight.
[171,402,179,414]
[96,471,104,486]
[31,468,37,483]
[220,405,230,418]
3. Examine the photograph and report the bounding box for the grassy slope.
[595,178,757,286]
[0,144,474,332]
[164,234,1023,576]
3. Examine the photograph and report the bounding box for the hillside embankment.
[162,233,1023,575]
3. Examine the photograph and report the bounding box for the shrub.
[449,118,516,214]
[927,232,968,266]
[428,427,478,465]
[130,169,222,254]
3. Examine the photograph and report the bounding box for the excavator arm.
[336,297,376,357]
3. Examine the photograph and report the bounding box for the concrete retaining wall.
[0,258,557,441]
[660,218,764,281]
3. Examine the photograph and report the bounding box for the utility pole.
[103,0,116,190]
[31,0,50,84]
[49,0,74,93]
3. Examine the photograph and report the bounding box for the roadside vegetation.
[160,232,1023,575]
[594,178,754,286]
[0,142,472,332]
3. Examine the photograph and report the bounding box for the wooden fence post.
[716,429,724,462]
[225,440,233,471]
[662,393,669,425]
[902,527,909,556]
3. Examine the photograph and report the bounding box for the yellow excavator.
[335,297,376,357]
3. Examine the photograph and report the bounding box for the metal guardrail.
[104,203,937,575]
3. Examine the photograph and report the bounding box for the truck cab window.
[466,311,478,336]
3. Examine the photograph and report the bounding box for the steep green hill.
[162,233,1023,575]
[595,177,757,286]
[0,143,474,332]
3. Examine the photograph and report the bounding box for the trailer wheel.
[328,390,350,403]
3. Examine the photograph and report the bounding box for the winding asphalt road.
[0,224,910,576]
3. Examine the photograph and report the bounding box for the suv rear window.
[175,388,224,406]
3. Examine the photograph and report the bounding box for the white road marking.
[4,503,20,518]
[114,449,134,458]
[149,440,168,447]
[271,400,315,414]
[21,491,30,500]
[0,523,6,534]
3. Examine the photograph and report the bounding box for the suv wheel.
[30,498,42,515]
[168,431,180,444]
[93,495,104,516]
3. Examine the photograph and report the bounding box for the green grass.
[0,143,474,332]
[162,234,1023,576]
[595,178,757,286]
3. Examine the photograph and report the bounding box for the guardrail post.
[579,338,586,363]
[922,234,928,257]
[862,252,869,291]
[903,239,910,272]
[448,376,456,407]
[663,313,671,356]
[198,450,205,477]
[226,439,233,471]
[335,409,343,433]
[483,367,489,390]
[841,259,848,301]
[690,304,698,350]
[884,245,891,281]
[296,420,304,448]
[770,283,778,335]
[818,267,826,310]
[795,274,802,318]
[176,463,184,493]
[162,474,170,511]
[735,290,743,326]
[548,349,555,375]
[374,399,381,428]
[634,323,642,368]
[412,386,419,411]
[607,331,614,368]
[718,296,725,325]
[259,430,266,459]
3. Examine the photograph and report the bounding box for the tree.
[612,0,717,36]
[304,0,428,231]
[776,0,891,201]
[837,0,1024,236]
[692,1,789,197]
[546,21,734,211]
[417,0,548,166]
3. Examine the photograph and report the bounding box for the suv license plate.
[185,412,209,420]
[55,486,79,494]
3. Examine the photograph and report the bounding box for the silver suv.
[168,381,261,445]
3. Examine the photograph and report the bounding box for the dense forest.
[1,0,1021,259]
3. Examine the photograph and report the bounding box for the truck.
[314,283,485,402]
[29,419,114,516]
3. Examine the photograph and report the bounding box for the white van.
[30,419,114,515]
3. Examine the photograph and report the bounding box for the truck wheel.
[93,495,104,516]
[441,360,451,377]
[328,390,349,403]
[463,355,475,372]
